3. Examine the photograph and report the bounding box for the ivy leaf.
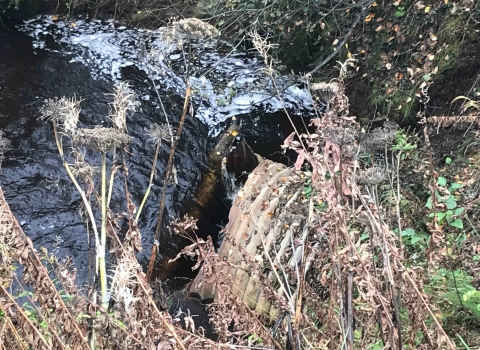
[450,219,463,229]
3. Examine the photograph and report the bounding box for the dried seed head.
[323,125,356,146]
[110,256,138,314]
[109,82,139,131]
[39,97,81,136]
[146,123,174,145]
[159,18,219,43]
[71,160,98,182]
[358,166,386,186]
[310,82,340,105]
[74,126,132,153]
[0,130,10,170]
[363,122,399,151]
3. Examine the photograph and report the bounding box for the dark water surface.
[0,17,309,289]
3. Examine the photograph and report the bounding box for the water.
[0,15,314,287]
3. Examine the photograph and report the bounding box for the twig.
[401,264,457,350]
[306,9,364,77]
[146,85,191,282]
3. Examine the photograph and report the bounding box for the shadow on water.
[0,17,310,298]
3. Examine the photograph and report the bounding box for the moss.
[435,14,465,74]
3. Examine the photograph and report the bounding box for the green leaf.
[445,195,457,210]
[437,177,447,187]
[445,157,452,164]
[401,228,415,237]
[445,210,453,223]
[411,235,423,244]
[454,207,465,216]
[450,183,463,190]
[423,74,431,81]
[425,196,433,209]
[217,19,224,26]
[450,219,463,229]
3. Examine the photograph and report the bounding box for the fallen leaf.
[364,13,375,22]
[427,53,435,61]
[70,22,76,27]
[406,97,412,103]
[386,63,392,70]
[387,36,395,43]
[52,16,59,21]
[393,24,400,32]
[430,33,438,41]
[320,22,325,30]
[347,51,353,58]
[372,2,378,6]
[332,38,339,45]
[395,72,404,80]
[393,0,400,6]
[375,25,383,32]
[445,55,450,61]
[414,1,425,10]
[425,6,430,13]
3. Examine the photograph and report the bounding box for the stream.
[0,15,313,294]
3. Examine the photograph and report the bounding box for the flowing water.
[0,15,313,289]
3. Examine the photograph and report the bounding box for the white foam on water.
[19,16,315,135]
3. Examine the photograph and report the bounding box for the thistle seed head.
[74,126,132,153]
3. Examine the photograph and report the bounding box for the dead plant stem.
[146,85,191,282]
[136,139,161,222]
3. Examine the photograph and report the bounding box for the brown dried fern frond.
[0,187,90,349]
[427,115,480,127]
